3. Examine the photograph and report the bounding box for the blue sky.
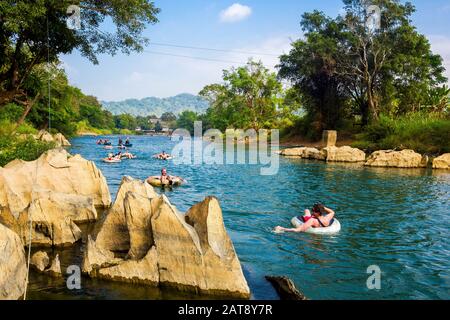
[61,0,450,101]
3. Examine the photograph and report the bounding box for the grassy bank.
[351,113,450,155]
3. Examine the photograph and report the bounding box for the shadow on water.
[28,135,450,300]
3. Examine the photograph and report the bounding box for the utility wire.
[143,50,247,65]
[148,42,281,57]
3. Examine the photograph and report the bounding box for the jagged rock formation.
[83,176,250,298]
[0,149,111,246]
[0,223,27,300]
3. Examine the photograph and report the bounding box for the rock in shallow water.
[83,177,250,299]
[30,251,50,272]
[432,153,450,170]
[0,148,111,247]
[0,223,27,300]
[365,149,428,168]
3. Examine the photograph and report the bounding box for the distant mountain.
[101,93,209,117]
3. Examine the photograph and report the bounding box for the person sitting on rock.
[274,203,335,233]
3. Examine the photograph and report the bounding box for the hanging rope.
[23,11,52,301]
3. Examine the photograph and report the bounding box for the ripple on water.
[26,135,450,300]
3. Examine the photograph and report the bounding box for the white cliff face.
[0,223,27,300]
[83,177,250,299]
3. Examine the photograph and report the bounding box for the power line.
[148,42,281,57]
[143,50,247,65]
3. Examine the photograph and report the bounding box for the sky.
[61,0,450,101]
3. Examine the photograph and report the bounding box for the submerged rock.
[46,254,62,277]
[265,276,307,300]
[0,148,111,246]
[432,153,450,170]
[83,177,250,298]
[365,149,428,168]
[30,251,50,272]
[0,223,27,300]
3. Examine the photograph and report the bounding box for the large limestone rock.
[365,149,428,168]
[53,133,71,147]
[281,146,365,163]
[36,130,71,147]
[83,177,250,298]
[0,148,111,246]
[93,176,157,252]
[280,147,326,160]
[322,146,366,162]
[0,223,27,300]
[432,153,450,170]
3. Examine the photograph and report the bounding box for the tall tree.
[337,0,446,123]
[200,60,282,131]
[278,11,348,131]
[0,0,160,106]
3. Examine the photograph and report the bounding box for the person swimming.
[274,203,335,233]
[160,168,173,185]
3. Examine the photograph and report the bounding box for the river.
[27,135,450,300]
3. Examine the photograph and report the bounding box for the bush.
[352,113,450,154]
[0,135,55,167]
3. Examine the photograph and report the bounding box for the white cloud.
[220,3,252,23]
[428,35,450,83]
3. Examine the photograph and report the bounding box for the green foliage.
[176,111,199,134]
[279,0,447,129]
[0,0,160,107]
[199,60,285,131]
[0,129,54,167]
[0,103,24,122]
[114,114,138,130]
[352,113,450,154]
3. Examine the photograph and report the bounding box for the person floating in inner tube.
[160,168,174,186]
[274,203,335,233]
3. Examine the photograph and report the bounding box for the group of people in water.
[96,139,112,145]
[98,137,337,231]
[101,138,136,162]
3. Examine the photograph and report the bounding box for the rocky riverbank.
[0,149,250,300]
[279,131,449,169]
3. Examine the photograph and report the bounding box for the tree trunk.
[0,89,24,106]
[16,93,41,127]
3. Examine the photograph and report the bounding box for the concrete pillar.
[322,130,337,147]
